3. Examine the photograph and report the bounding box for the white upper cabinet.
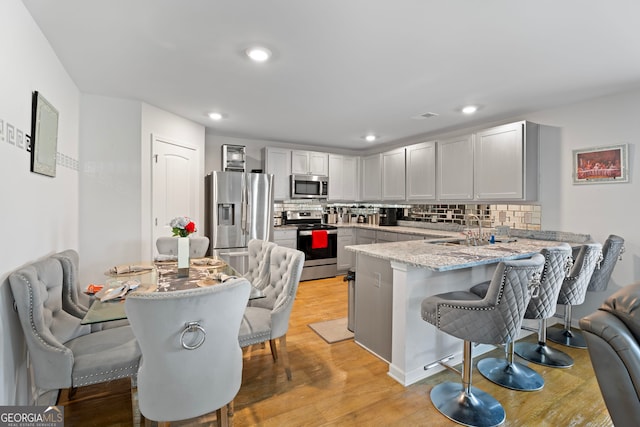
[437,134,474,200]
[291,150,329,176]
[360,154,382,201]
[382,148,406,200]
[328,154,359,201]
[474,121,538,200]
[406,141,436,201]
[342,156,359,201]
[264,147,292,201]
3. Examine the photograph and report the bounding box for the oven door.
[297,229,337,260]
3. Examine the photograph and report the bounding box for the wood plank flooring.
[58,275,613,426]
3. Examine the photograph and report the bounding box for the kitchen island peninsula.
[345,236,583,386]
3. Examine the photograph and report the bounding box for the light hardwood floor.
[59,275,613,426]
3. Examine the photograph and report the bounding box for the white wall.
[79,95,142,286]
[77,99,205,286]
[0,0,80,405]
[140,103,206,262]
[526,89,640,319]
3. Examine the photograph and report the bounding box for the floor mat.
[308,318,354,344]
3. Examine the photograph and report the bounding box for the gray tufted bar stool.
[421,254,545,427]
[586,234,624,292]
[513,244,575,368]
[547,243,602,349]
[469,247,574,390]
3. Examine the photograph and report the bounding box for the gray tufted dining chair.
[243,239,276,291]
[587,234,624,292]
[421,254,545,427]
[125,278,251,426]
[9,257,141,404]
[513,244,575,368]
[156,236,210,258]
[53,249,129,331]
[238,246,305,381]
[547,242,602,348]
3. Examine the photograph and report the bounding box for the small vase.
[177,236,190,278]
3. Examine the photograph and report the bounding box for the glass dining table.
[81,258,264,325]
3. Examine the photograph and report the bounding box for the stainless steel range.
[284,210,337,281]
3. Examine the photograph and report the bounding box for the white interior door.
[152,136,199,256]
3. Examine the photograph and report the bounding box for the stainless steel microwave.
[290,174,328,199]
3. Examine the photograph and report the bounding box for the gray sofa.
[580,282,640,427]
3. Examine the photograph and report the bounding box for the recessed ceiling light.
[208,112,223,120]
[246,46,272,62]
[364,134,377,142]
[462,105,478,114]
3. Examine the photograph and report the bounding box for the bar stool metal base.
[476,358,544,391]
[514,341,574,368]
[546,326,587,349]
[431,381,505,427]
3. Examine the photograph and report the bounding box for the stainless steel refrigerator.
[204,171,274,274]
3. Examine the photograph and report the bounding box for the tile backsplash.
[274,200,541,231]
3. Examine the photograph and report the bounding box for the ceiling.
[23,0,640,150]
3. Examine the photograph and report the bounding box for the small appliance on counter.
[379,208,397,226]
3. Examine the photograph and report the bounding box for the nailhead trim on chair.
[73,365,139,387]
[435,265,542,329]
[16,273,69,356]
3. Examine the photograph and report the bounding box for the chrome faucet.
[466,213,483,246]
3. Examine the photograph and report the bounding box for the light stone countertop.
[346,238,572,272]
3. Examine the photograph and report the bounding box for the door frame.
[144,133,203,261]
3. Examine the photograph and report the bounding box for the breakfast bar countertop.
[345,238,570,272]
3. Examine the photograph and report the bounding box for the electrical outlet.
[374,272,381,288]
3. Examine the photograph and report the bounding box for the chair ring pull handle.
[180,321,206,350]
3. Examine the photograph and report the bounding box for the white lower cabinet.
[337,228,355,272]
[356,228,376,245]
[376,230,398,243]
[398,233,424,241]
[273,228,297,249]
[354,252,393,362]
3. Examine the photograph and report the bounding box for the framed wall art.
[30,91,59,177]
[573,144,628,184]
